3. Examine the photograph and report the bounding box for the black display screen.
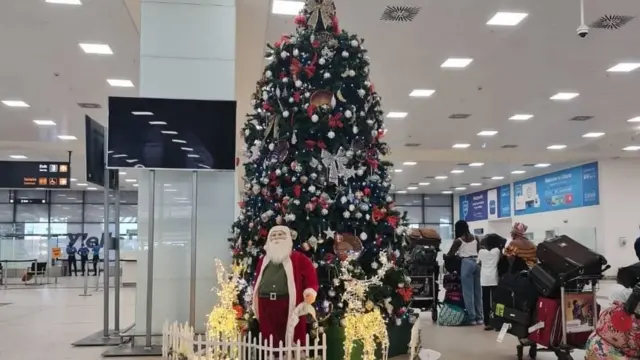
[107,97,237,170]
[85,115,119,189]
[0,161,71,189]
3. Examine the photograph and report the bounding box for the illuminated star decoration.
[324,226,335,239]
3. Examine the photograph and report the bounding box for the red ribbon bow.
[307,104,317,118]
[372,206,385,222]
[329,113,343,128]
[290,54,318,80]
[387,216,399,228]
[274,34,290,48]
[305,140,326,149]
[397,288,413,302]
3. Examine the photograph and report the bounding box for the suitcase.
[536,235,607,279]
[618,262,640,289]
[530,265,560,297]
[528,297,561,347]
[494,272,539,315]
[490,314,529,338]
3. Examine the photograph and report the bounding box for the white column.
[135,0,236,334]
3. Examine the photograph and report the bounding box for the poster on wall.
[513,162,599,215]
[459,185,511,221]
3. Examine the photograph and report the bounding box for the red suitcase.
[528,297,561,347]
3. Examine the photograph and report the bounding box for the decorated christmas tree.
[230,0,414,333]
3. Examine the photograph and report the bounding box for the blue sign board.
[459,185,511,222]
[513,162,599,215]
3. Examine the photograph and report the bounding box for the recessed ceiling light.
[469,162,484,167]
[119,172,127,175]
[441,58,473,68]
[10,155,27,159]
[181,147,193,151]
[33,119,56,126]
[409,89,435,97]
[419,182,430,186]
[70,178,77,182]
[452,143,470,149]
[607,63,640,72]
[187,154,200,158]
[487,12,528,26]
[86,187,97,190]
[491,176,505,180]
[165,189,177,192]
[535,163,551,168]
[550,92,579,100]
[547,144,567,150]
[455,187,467,191]
[149,121,167,125]
[509,114,534,121]
[441,190,453,194]
[132,111,154,115]
[582,132,605,138]
[2,100,30,107]
[396,190,407,194]
[407,186,418,190]
[435,176,448,180]
[79,43,113,55]
[133,184,139,187]
[112,154,127,158]
[77,183,88,186]
[393,169,403,173]
[107,79,135,87]
[58,135,77,140]
[403,161,417,166]
[470,183,482,186]
[627,117,640,123]
[271,0,304,15]
[623,146,640,151]
[477,130,498,136]
[511,170,526,174]
[46,0,82,4]
[172,139,187,144]
[450,169,464,174]
[125,179,137,182]
[386,112,408,118]
[161,130,178,135]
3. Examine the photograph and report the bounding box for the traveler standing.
[635,228,640,261]
[478,234,504,330]
[504,222,537,269]
[78,244,90,275]
[66,244,78,276]
[447,220,482,325]
[92,245,101,276]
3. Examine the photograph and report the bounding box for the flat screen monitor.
[85,115,118,189]
[107,97,236,170]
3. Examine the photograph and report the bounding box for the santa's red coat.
[253,251,319,345]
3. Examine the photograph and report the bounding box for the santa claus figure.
[253,226,319,346]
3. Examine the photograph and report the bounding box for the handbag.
[437,303,467,326]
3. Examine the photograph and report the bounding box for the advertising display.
[0,161,71,189]
[514,162,599,215]
[459,185,511,221]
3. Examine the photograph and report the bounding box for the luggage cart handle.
[601,264,611,273]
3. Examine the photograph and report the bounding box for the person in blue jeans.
[447,220,483,325]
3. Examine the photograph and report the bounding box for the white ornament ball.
[346,150,354,158]
[340,196,347,204]
[328,289,337,297]
[268,143,275,151]
[288,97,294,103]
[344,110,352,118]
[280,51,289,59]
[323,72,331,79]
[342,51,349,58]
[295,80,303,88]
[360,232,368,241]
[308,185,316,193]
[310,173,318,179]
[371,130,378,137]
[371,261,378,269]
[355,212,363,219]
[351,40,359,47]
[352,126,359,134]
[333,278,341,286]
[293,49,299,57]
[322,300,330,308]
[321,208,328,216]
[348,204,355,211]
[386,194,393,202]
[359,203,369,212]
[358,89,366,97]
[305,92,311,98]
[366,119,374,126]
[348,70,356,77]
[275,169,282,176]
[395,318,403,326]
[265,70,273,78]
[343,210,351,219]
[282,110,290,117]
[327,130,335,139]
[319,58,326,65]
[282,77,289,83]
[244,129,250,136]
[311,114,319,123]
[356,168,364,176]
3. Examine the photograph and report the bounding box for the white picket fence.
[162,321,327,360]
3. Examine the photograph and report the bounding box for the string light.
[206,259,243,359]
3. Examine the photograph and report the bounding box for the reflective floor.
[0,279,618,360]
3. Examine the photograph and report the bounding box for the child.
[478,234,505,330]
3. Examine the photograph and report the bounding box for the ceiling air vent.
[569,115,593,122]
[522,164,536,167]
[456,163,470,166]
[590,15,634,30]
[381,5,421,22]
[78,102,102,109]
[481,176,493,180]
[404,143,421,147]
[501,144,518,149]
[424,176,435,179]
[449,113,471,119]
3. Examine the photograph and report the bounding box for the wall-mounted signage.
[0,161,71,189]
[459,185,511,222]
[513,162,599,215]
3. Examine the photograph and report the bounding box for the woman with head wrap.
[504,222,537,269]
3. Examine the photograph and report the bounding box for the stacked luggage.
[437,272,467,326]
[407,228,441,322]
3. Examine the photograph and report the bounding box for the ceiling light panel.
[455,187,467,191]
[511,170,526,174]
[435,176,448,180]
[402,161,417,166]
[582,132,605,138]
[486,12,528,26]
[550,92,579,100]
[509,114,533,121]
[491,176,505,180]
[441,191,453,194]
[396,190,407,194]
[10,155,27,159]
[419,182,430,186]
[407,186,418,190]
[627,117,640,123]
[2,100,29,107]
[149,121,167,125]
[547,144,567,150]
[409,89,435,97]
[470,183,482,186]
[450,170,464,174]
[132,111,154,115]
[107,79,134,87]
[452,143,470,149]
[607,63,640,72]
[46,0,82,4]
[79,43,113,55]
[535,163,551,168]
[393,169,403,173]
[386,112,408,118]
[441,58,473,68]
[33,120,56,126]
[58,135,77,140]
[469,162,484,167]
[272,0,304,15]
[477,130,498,136]
[623,146,640,151]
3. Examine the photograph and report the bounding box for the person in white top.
[448,220,483,325]
[477,234,506,330]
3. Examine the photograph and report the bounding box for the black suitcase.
[530,265,559,297]
[618,263,640,289]
[491,304,530,338]
[536,235,608,279]
[494,272,539,315]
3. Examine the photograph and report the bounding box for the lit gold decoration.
[304,0,336,31]
[206,259,242,358]
[340,252,391,359]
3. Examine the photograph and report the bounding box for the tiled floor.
[0,281,618,360]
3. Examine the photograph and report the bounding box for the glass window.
[0,223,14,235]
[119,191,138,204]
[0,204,13,222]
[396,206,422,224]
[394,194,422,207]
[14,190,47,201]
[85,191,116,204]
[50,204,83,222]
[84,204,115,222]
[119,205,138,223]
[425,207,452,224]
[15,204,48,223]
[0,190,10,203]
[51,190,84,203]
[423,194,452,206]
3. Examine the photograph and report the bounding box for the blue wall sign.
[459,185,511,222]
[513,162,599,215]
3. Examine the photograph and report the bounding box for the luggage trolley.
[407,228,442,322]
[516,272,608,360]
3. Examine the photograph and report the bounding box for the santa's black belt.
[258,292,289,300]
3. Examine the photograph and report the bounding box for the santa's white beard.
[265,240,292,264]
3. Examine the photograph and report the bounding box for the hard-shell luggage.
[528,297,561,348]
[536,235,607,279]
[530,265,560,297]
[493,272,539,315]
[492,303,530,338]
[618,262,640,289]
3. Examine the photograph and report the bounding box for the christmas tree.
[231,0,413,330]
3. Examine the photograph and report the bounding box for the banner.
[514,162,599,215]
[459,185,511,222]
